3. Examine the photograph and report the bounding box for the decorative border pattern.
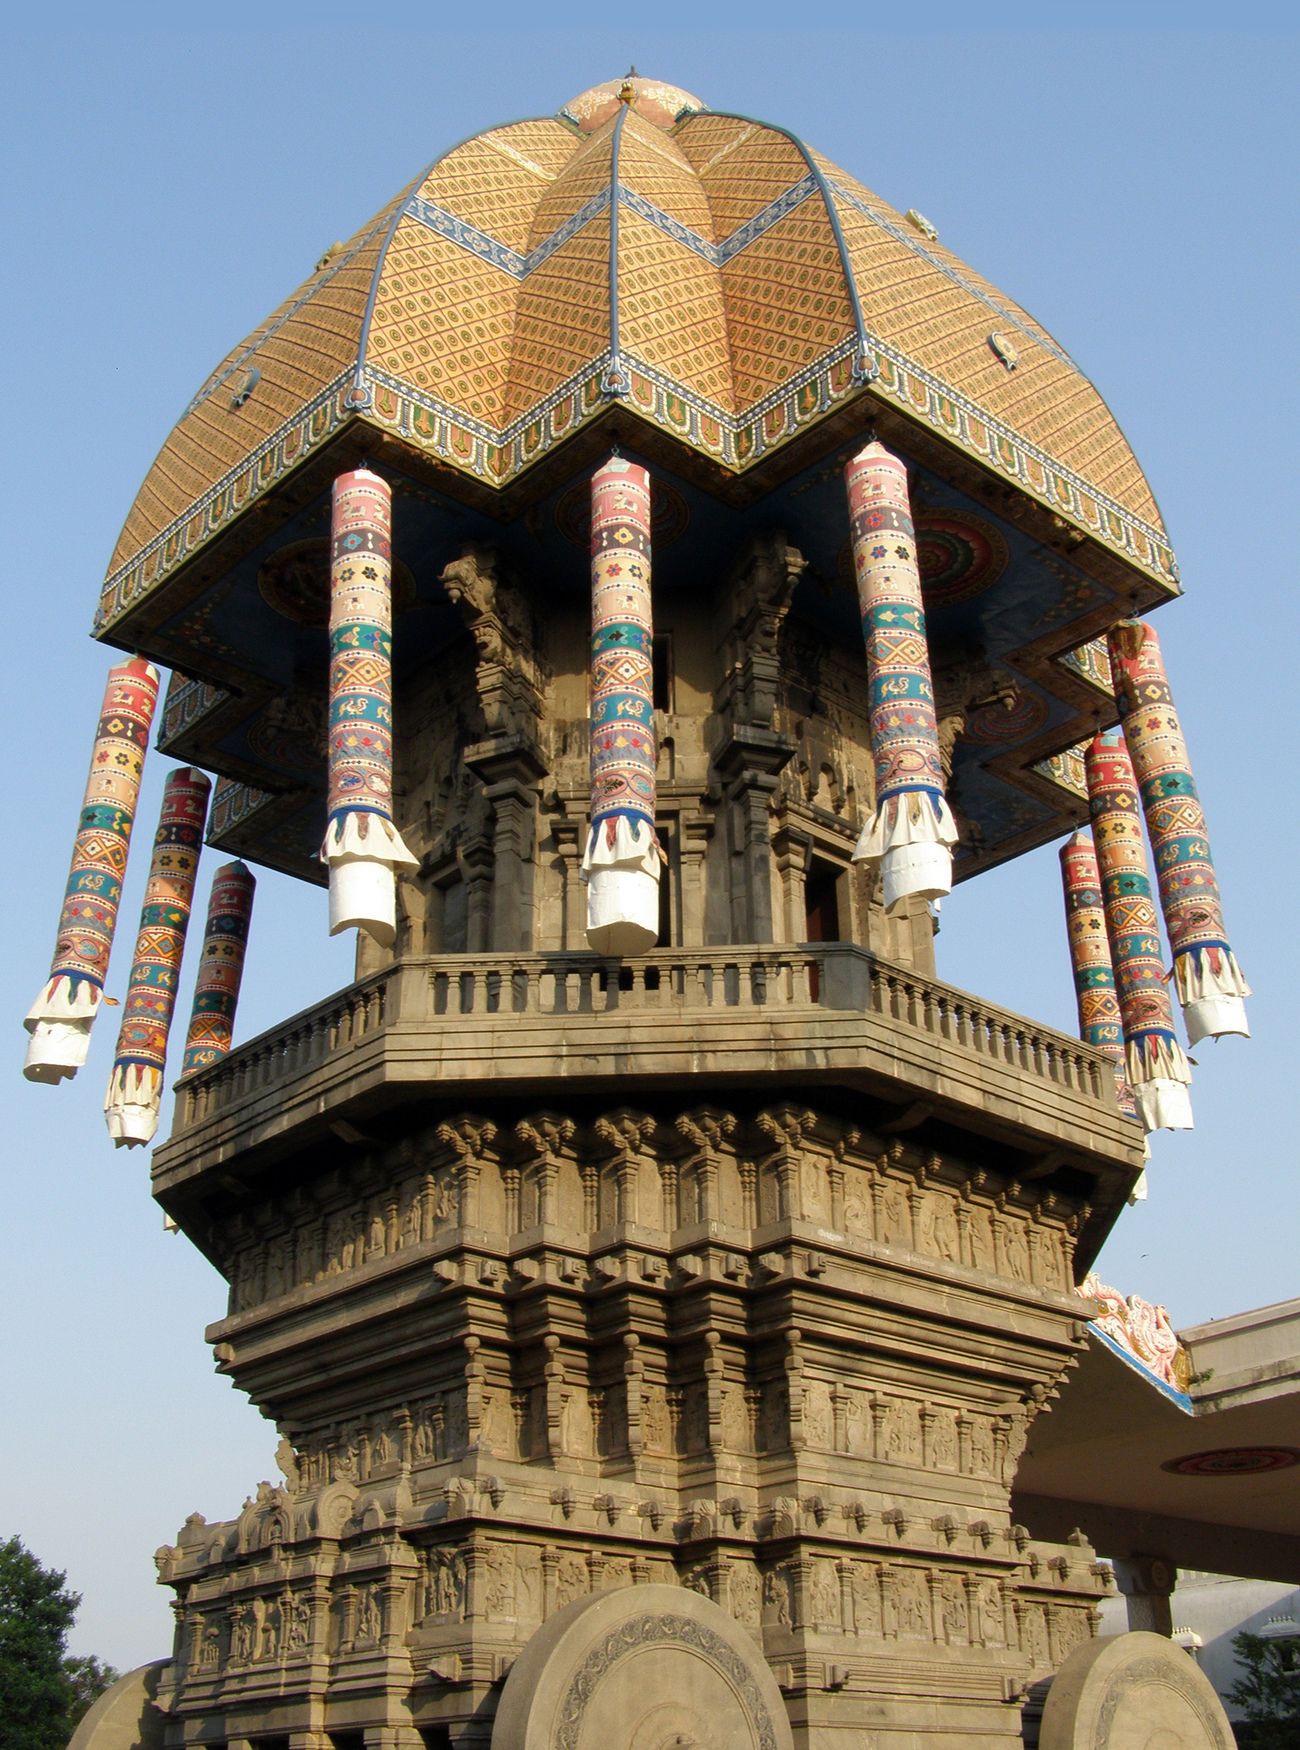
[1032,745,1088,801]
[161,673,228,746]
[404,176,819,276]
[209,777,280,841]
[97,302,1177,639]
[96,372,355,634]
[1058,637,1114,696]
[1094,1653,1232,1748]
[555,1611,778,1750]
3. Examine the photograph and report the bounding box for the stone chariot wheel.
[491,1583,794,1750]
[1040,1630,1235,1749]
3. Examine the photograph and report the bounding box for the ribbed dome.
[99,78,1173,633]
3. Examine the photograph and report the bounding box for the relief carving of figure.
[1003,1219,1031,1282]
[355,1586,381,1646]
[845,1392,868,1456]
[803,1381,833,1450]
[721,1385,749,1453]
[730,1563,761,1627]
[970,1416,995,1477]
[810,1562,841,1630]
[941,1577,968,1641]
[288,1595,311,1651]
[412,1409,436,1463]
[843,1189,869,1240]
[514,1548,542,1624]
[852,1565,882,1635]
[261,1597,285,1660]
[555,1554,589,1610]
[1022,1602,1049,1667]
[642,1385,669,1454]
[484,1547,515,1618]
[932,1410,957,1471]
[434,1175,458,1225]
[979,1581,1005,1647]
[428,1549,466,1619]
[762,1568,792,1629]
[231,1605,256,1664]
[199,1619,222,1669]
[801,1160,828,1220]
[968,1207,994,1271]
[881,1182,908,1245]
[895,1568,930,1639]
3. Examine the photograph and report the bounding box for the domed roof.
[98,77,1174,634]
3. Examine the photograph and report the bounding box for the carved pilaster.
[436,1115,497,1229]
[675,1107,736,1227]
[755,1104,817,1222]
[593,1110,656,1228]
[514,1111,575,1230]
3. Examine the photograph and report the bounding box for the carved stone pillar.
[460,835,494,952]
[1113,1555,1177,1637]
[719,744,790,943]
[679,812,714,946]
[772,823,813,944]
[552,816,585,949]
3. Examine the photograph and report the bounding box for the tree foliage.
[1227,1630,1300,1750]
[0,1536,117,1750]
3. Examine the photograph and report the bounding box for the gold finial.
[619,65,638,104]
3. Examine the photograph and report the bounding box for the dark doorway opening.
[804,858,841,1000]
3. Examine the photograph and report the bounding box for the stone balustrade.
[160,945,1133,1189]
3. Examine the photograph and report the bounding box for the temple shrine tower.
[48,74,1245,1750]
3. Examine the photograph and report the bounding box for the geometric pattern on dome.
[97,91,1178,637]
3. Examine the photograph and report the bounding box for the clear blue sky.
[5,23,1296,1673]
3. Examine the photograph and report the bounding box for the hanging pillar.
[181,861,256,1073]
[1059,829,1139,1123]
[843,441,957,910]
[1108,618,1249,1044]
[24,657,161,1083]
[321,467,417,947]
[581,456,661,955]
[104,766,211,1147]
[1086,733,1193,1133]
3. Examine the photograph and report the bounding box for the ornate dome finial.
[561,74,704,134]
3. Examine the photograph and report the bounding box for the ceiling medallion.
[556,477,689,551]
[257,539,417,625]
[915,510,1010,606]
[1162,1446,1300,1477]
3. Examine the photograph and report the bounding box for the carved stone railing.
[166,944,1125,1173]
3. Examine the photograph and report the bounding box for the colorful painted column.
[1086,732,1193,1133]
[844,441,957,909]
[24,657,161,1083]
[1108,618,1249,1044]
[104,766,211,1147]
[181,860,256,1073]
[581,456,661,955]
[321,467,417,947]
[1059,829,1139,1122]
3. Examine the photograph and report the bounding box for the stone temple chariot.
[35,72,1266,1750]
